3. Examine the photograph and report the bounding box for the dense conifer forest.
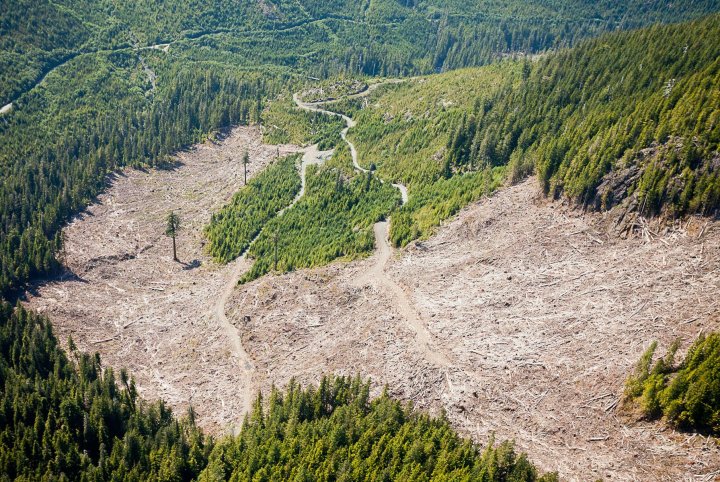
[241,146,401,282]
[624,334,720,435]
[200,376,558,481]
[206,154,302,263]
[4,0,718,104]
[0,302,211,480]
[443,15,720,222]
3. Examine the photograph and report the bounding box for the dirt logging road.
[212,134,335,428]
[230,179,719,480]
[27,126,306,432]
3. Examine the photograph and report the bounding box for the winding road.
[213,85,442,429]
[211,135,334,427]
[293,89,450,367]
[3,15,403,112]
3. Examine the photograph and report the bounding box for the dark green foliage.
[205,154,302,263]
[2,2,720,295]
[0,302,211,480]
[241,145,400,282]
[624,333,720,435]
[0,52,286,296]
[199,375,557,481]
[447,15,720,219]
[0,301,554,480]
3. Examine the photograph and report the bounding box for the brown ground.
[228,180,720,481]
[28,126,301,432]
[27,124,719,479]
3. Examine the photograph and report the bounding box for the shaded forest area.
[0,301,555,481]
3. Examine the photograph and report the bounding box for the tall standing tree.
[243,150,250,185]
[165,211,181,262]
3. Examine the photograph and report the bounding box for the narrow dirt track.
[212,142,334,425]
[294,91,426,356]
[212,255,254,422]
[353,222,451,367]
[228,178,720,481]
[25,126,320,432]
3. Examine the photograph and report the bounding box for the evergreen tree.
[165,211,181,262]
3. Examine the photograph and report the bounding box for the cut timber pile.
[28,126,302,432]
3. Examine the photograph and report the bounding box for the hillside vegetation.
[241,146,400,282]
[4,0,719,104]
[205,154,302,263]
[446,15,720,220]
[624,334,720,435]
[201,376,558,481]
[347,65,518,243]
[262,96,345,149]
[341,15,720,246]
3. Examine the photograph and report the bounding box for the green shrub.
[624,333,720,434]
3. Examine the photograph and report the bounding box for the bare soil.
[26,121,720,479]
[228,179,719,481]
[28,126,302,432]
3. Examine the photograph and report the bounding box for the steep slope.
[3,3,720,297]
[0,302,211,480]
[341,15,720,247]
[447,14,720,221]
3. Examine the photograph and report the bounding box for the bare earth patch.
[27,135,719,480]
[28,126,301,432]
[228,179,719,481]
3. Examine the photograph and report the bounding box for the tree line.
[0,301,556,481]
[624,333,720,435]
[444,15,720,220]
[0,51,288,297]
